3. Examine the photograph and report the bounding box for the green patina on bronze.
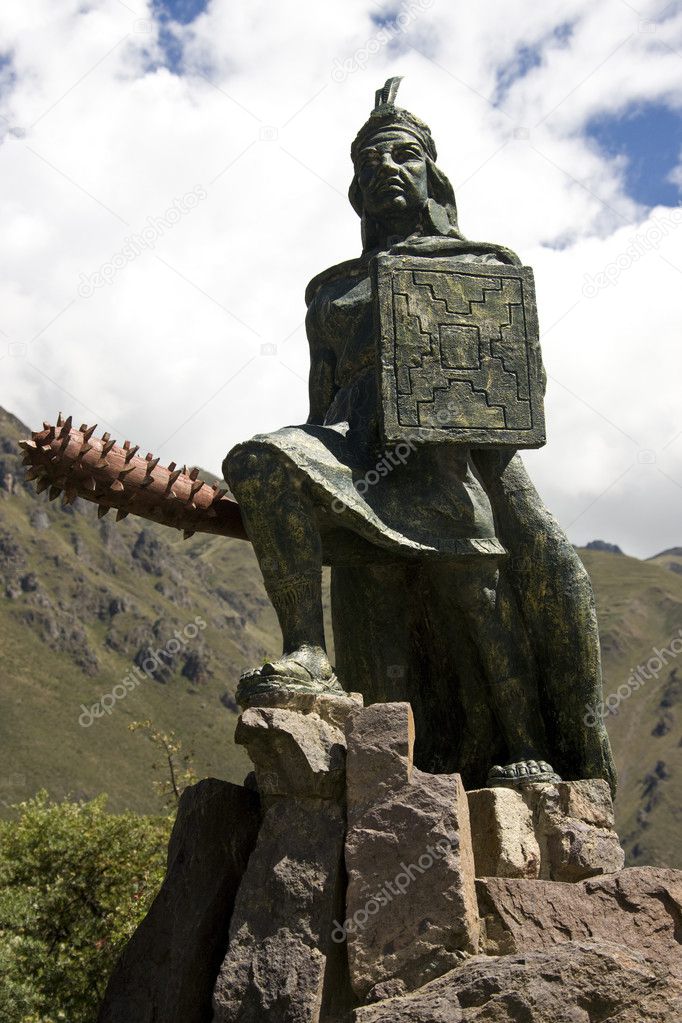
[224,78,616,795]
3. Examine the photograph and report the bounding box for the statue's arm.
[305,301,338,426]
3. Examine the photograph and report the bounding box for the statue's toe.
[487,757,562,788]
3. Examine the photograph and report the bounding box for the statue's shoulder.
[305,257,369,307]
[387,236,523,266]
[304,238,523,307]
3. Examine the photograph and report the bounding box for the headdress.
[350,77,437,164]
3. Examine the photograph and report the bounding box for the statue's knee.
[223,447,262,493]
[224,446,290,500]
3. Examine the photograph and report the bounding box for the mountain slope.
[0,408,270,813]
[0,408,680,866]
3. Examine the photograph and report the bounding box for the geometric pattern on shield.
[375,256,546,448]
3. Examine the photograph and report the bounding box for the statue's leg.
[224,445,338,690]
[425,558,560,787]
[332,562,500,782]
[472,450,617,795]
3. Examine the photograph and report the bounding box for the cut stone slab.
[476,866,682,957]
[97,779,260,1023]
[466,787,540,878]
[467,778,624,881]
[344,702,479,999]
[353,939,682,1023]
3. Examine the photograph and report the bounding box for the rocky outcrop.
[96,701,681,1023]
[98,779,260,1023]
[585,539,624,554]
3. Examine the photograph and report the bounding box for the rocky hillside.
[0,407,680,867]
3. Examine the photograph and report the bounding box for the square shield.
[373,254,546,449]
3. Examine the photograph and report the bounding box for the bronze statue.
[224,78,616,793]
[21,79,615,794]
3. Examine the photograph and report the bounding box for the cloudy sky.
[1,0,681,558]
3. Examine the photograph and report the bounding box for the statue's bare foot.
[237,644,346,707]
[260,644,334,682]
[487,758,561,788]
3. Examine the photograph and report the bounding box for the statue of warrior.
[22,79,616,794]
[223,78,616,794]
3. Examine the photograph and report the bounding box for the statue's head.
[349,78,461,251]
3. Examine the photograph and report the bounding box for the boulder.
[353,940,682,1022]
[97,779,260,1023]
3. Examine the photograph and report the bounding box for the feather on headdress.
[350,76,437,164]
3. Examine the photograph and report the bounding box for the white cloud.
[0,0,681,557]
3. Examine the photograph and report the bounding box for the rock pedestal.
[97,698,680,1023]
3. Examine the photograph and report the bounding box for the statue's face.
[355,128,429,220]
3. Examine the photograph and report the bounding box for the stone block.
[528,778,625,881]
[236,688,363,731]
[212,797,346,1023]
[344,702,479,999]
[466,787,540,878]
[213,698,354,1022]
[236,706,347,801]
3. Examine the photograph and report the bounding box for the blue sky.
[587,103,682,207]
[152,0,208,24]
[151,0,209,72]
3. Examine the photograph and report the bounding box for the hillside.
[0,408,680,867]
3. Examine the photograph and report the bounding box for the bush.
[0,792,171,1023]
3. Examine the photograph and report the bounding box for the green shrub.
[0,792,171,1023]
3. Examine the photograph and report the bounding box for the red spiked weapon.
[19,415,248,542]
